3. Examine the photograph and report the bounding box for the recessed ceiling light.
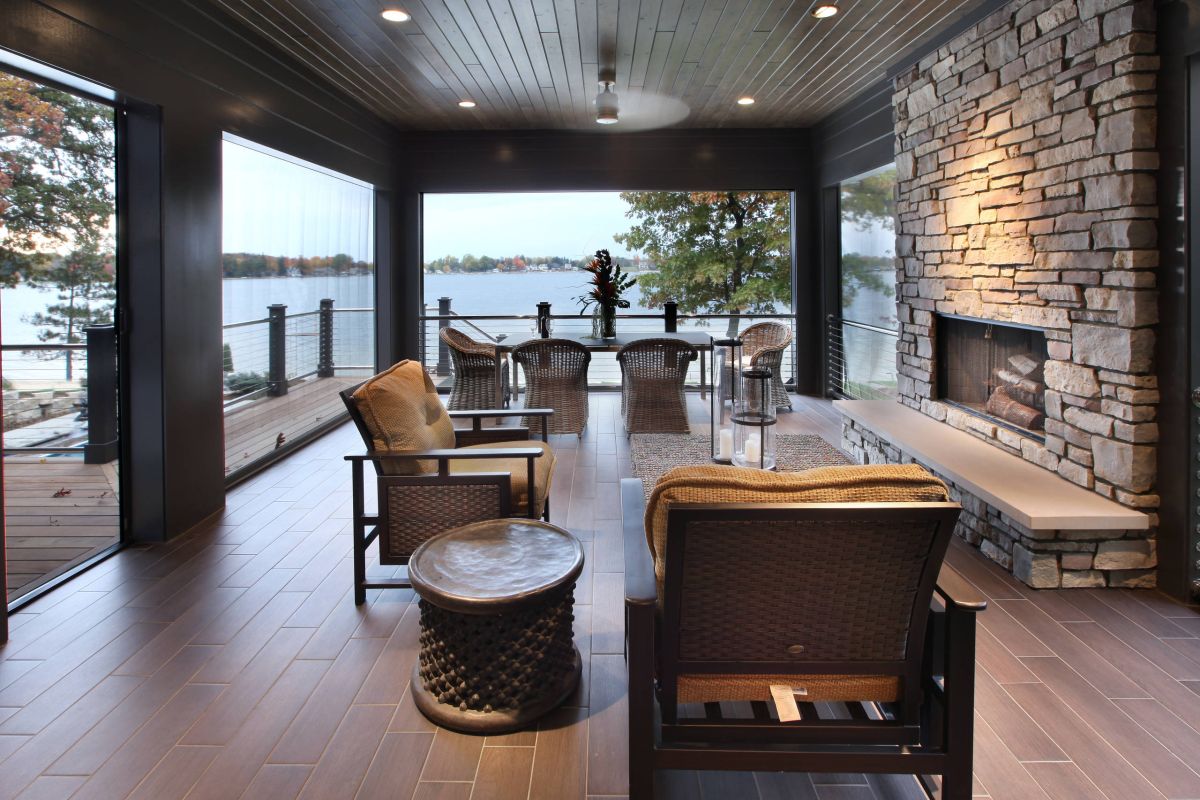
[381,8,411,22]
[737,96,755,106]
[458,99,476,108]
[811,3,839,18]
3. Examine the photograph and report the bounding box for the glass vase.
[600,303,617,339]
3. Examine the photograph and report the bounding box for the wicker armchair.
[724,321,794,409]
[512,338,591,436]
[622,465,983,799]
[340,360,556,604]
[440,327,510,409]
[617,338,697,434]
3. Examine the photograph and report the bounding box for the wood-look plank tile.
[69,683,225,800]
[356,731,434,799]
[1002,681,1165,800]
[587,653,628,796]
[186,660,329,800]
[968,713,1050,800]
[972,667,1066,763]
[269,636,386,764]
[755,771,818,799]
[355,603,421,705]
[242,763,313,799]
[419,728,485,783]
[11,776,87,800]
[528,706,586,798]
[413,783,473,800]
[590,571,624,656]
[1063,592,1200,680]
[47,644,217,774]
[124,745,220,800]
[298,704,393,799]
[471,746,535,800]
[1020,762,1106,800]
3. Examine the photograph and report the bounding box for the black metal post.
[536,301,552,338]
[268,303,288,396]
[437,296,451,376]
[84,324,119,465]
[664,300,677,332]
[317,298,334,377]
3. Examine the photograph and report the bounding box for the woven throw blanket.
[629,433,851,498]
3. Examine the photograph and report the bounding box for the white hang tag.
[770,684,805,722]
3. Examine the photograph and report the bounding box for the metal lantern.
[710,337,743,463]
[732,366,777,470]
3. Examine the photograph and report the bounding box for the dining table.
[491,331,714,411]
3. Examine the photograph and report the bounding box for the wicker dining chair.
[622,465,983,799]
[617,338,697,434]
[724,321,794,410]
[512,338,591,436]
[440,327,511,409]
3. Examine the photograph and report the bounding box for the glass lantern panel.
[711,340,742,462]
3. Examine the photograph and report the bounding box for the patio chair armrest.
[447,408,553,419]
[749,343,789,360]
[621,479,657,606]
[935,564,987,613]
[344,447,545,462]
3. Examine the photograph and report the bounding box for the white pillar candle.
[744,433,761,464]
[719,428,733,460]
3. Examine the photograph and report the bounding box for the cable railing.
[222,299,375,409]
[826,314,900,400]
[419,300,798,390]
[1,326,118,460]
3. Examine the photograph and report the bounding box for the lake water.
[2,270,897,390]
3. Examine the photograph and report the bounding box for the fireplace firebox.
[936,314,1048,436]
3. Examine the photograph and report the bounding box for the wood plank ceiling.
[201,0,990,130]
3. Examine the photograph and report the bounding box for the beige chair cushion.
[645,463,950,586]
[350,360,455,475]
[450,440,555,517]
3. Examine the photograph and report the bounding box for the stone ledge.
[834,400,1149,532]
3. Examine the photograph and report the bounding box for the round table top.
[408,519,584,614]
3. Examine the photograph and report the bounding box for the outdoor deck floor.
[0,392,1198,799]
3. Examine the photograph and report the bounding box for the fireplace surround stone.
[843,0,1160,588]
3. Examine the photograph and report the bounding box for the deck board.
[0,392,1196,799]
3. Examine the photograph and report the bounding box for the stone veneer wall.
[882,0,1158,585]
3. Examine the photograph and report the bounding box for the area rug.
[630,433,851,497]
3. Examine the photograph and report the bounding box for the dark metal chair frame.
[620,478,985,799]
[340,383,552,605]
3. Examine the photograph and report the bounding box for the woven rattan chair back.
[658,503,958,724]
[737,321,794,410]
[616,338,697,433]
[512,338,591,435]
[440,327,510,410]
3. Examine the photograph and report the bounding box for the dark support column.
[317,298,334,377]
[664,300,677,332]
[436,296,451,375]
[84,325,120,464]
[268,304,288,396]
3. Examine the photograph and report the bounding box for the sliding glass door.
[1,66,122,604]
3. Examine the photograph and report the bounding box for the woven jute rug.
[630,433,851,497]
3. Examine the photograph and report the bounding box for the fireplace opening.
[936,314,1049,436]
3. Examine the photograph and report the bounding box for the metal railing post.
[437,297,451,376]
[317,298,334,377]
[536,301,552,338]
[664,300,678,332]
[268,304,288,396]
[84,324,119,464]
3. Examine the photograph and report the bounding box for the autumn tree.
[25,236,115,380]
[1,74,114,286]
[615,191,790,337]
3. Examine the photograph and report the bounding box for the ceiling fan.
[591,58,689,131]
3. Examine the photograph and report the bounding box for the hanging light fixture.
[595,80,619,125]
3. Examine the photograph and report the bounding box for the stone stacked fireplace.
[843,0,1160,587]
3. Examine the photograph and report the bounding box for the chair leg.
[351,460,368,605]
[628,602,657,800]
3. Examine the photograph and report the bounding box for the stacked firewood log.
[986,353,1045,430]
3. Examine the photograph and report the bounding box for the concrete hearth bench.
[834,400,1151,589]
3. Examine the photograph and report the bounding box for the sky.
[423,192,637,260]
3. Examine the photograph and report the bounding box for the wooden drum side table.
[407,518,584,734]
